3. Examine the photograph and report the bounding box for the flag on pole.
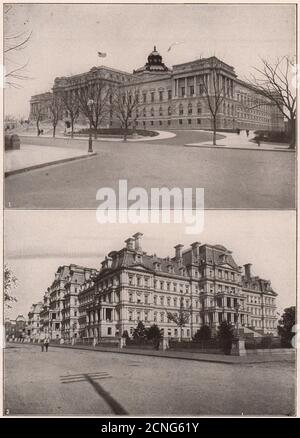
[98,52,107,58]
[167,41,185,52]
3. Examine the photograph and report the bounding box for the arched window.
[188,102,193,115]
[179,104,184,115]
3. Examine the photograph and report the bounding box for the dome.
[147,46,163,65]
[133,46,170,74]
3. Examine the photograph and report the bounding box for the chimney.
[125,237,135,250]
[191,241,200,258]
[244,263,252,279]
[174,244,184,260]
[133,232,143,252]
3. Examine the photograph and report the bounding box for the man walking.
[44,335,50,352]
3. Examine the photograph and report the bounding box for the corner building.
[78,233,278,341]
[30,47,284,131]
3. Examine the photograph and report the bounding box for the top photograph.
[4,3,296,210]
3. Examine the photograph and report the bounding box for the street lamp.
[235,303,241,337]
[87,99,94,153]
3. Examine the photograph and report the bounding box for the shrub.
[193,325,211,342]
[217,321,235,355]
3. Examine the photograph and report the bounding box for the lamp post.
[235,303,241,338]
[87,99,94,153]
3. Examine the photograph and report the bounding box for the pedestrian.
[40,331,45,352]
[256,137,261,147]
[246,129,249,137]
[44,335,50,352]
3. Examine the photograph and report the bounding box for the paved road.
[5,132,295,209]
[4,344,296,416]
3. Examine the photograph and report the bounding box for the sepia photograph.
[1,0,298,423]
[3,2,296,209]
[3,210,296,416]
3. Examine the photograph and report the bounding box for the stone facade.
[40,264,98,340]
[29,47,284,132]
[77,233,278,341]
[27,303,43,340]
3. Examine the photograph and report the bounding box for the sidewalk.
[186,130,291,152]
[18,130,176,142]
[11,341,295,365]
[5,144,96,176]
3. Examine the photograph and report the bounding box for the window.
[129,311,133,321]
[199,84,205,95]
[145,295,148,304]
[168,106,172,115]
[129,276,133,285]
[145,312,149,322]
[154,312,157,322]
[168,90,172,100]
[151,92,155,102]
[179,119,183,125]
[159,91,163,101]
[107,327,112,335]
[129,293,133,303]
[159,107,163,116]
[143,93,147,103]
[189,85,194,96]
[197,103,202,114]
[181,87,185,97]
[179,104,184,115]
[188,103,193,115]
[188,119,192,125]
[160,296,164,305]
[168,120,171,125]
[154,295,157,305]
[151,108,154,117]
[160,312,164,322]
[197,118,201,124]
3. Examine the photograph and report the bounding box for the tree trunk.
[71,119,74,138]
[93,124,98,139]
[53,124,56,138]
[288,118,296,149]
[36,119,40,136]
[213,117,217,145]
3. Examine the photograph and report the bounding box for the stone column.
[184,77,187,97]
[193,76,197,96]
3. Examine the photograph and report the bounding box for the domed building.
[30,46,284,132]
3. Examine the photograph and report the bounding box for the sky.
[4,210,296,320]
[4,3,296,118]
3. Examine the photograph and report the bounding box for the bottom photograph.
[3,210,296,416]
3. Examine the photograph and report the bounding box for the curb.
[5,152,97,177]
[12,342,295,366]
[184,143,294,153]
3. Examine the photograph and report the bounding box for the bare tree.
[77,79,112,139]
[248,57,296,148]
[34,105,44,136]
[58,90,79,138]
[49,95,63,138]
[112,86,141,141]
[202,58,227,145]
[167,297,190,342]
[4,265,18,309]
[4,4,32,89]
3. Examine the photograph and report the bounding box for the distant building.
[29,47,284,132]
[5,315,27,340]
[77,233,278,341]
[40,264,98,340]
[27,303,43,340]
